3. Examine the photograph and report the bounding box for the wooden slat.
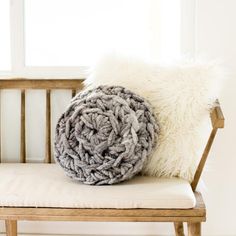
[191,128,218,190]
[0,90,1,163]
[45,90,51,163]
[187,222,201,236]
[0,206,205,218]
[5,220,17,236]
[174,222,185,236]
[72,89,76,98]
[20,90,26,163]
[0,79,84,90]
[191,100,225,190]
[0,215,206,222]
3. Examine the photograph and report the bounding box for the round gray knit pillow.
[54,86,159,185]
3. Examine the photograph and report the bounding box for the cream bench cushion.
[0,164,196,209]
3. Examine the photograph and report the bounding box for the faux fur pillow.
[84,55,224,182]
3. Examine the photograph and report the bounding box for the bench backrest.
[0,79,84,164]
[0,79,224,190]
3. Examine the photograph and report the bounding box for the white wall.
[195,0,236,235]
[1,0,236,235]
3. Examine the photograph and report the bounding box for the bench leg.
[187,222,201,236]
[5,220,17,236]
[174,222,185,236]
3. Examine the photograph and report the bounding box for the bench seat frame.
[0,79,224,236]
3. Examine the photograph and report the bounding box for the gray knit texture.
[54,86,159,185]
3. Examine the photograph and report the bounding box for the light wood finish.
[5,220,17,236]
[174,222,185,236]
[191,102,225,190]
[210,100,225,129]
[20,90,26,163]
[187,222,201,236]
[1,215,205,222]
[0,79,83,164]
[72,89,77,98]
[45,90,51,163]
[0,79,225,236]
[0,79,84,90]
[0,90,1,163]
[191,128,218,191]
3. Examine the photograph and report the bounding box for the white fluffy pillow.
[84,55,224,182]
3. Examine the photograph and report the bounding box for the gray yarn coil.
[54,86,159,185]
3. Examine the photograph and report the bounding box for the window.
[25,0,153,67]
[0,0,189,78]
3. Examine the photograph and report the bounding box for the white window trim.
[2,0,196,79]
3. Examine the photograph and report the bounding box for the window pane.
[0,0,11,70]
[25,0,153,66]
[159,0,181,62]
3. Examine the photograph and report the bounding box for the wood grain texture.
[0,215,205,222]
[5,220,17,236]
[0,90,1,163]
[72,89,77,98]
[191,128,218,191]
[20,90,26,163]
[0,79,84,90]
[191,100,225,190]
[45,90,51,163]
[174,222,185,236]
[0,79,84,164]
[187,222,201,236]
[210,101,224,128]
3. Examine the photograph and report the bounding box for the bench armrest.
[210,100,225,129]
[191,100,225,191]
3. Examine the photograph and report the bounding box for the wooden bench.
[0,79,225,236]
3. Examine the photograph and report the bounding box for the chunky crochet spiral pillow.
[54,86,159,185]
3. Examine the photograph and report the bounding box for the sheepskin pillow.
[84,55,224,182]
[54,85,158,185]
